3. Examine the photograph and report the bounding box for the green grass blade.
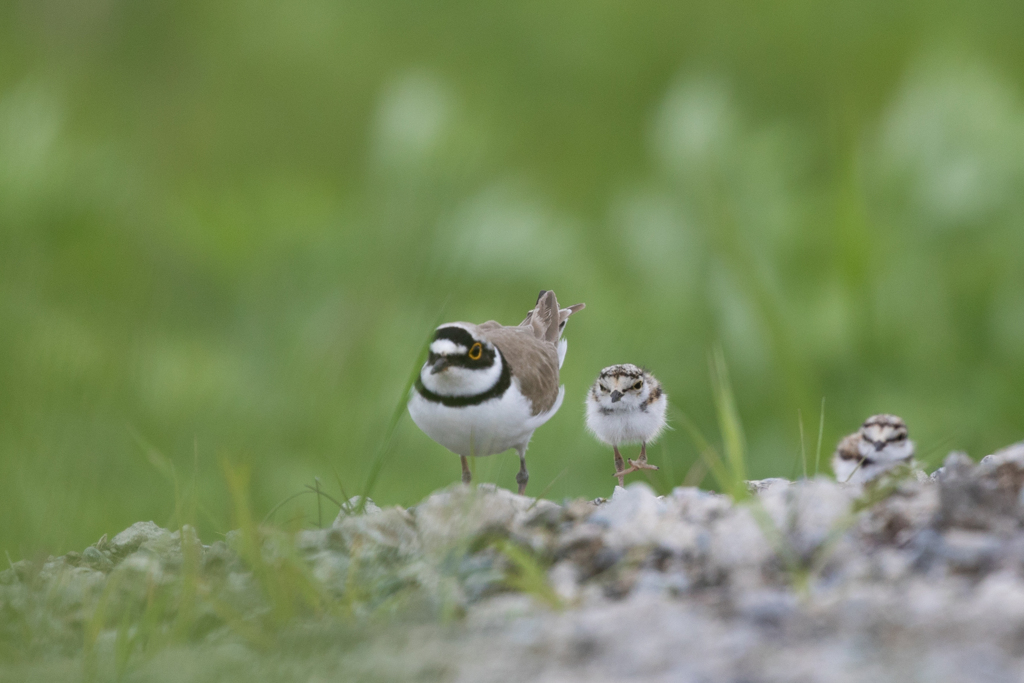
[357,297,451,511]
[798,408,807,480]
[814,397,826,477]
[709,347,747,484]
[526,467,569,512]
[672,405,740,499]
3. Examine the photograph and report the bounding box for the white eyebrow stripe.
[430,339,467,356]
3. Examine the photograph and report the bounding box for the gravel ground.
[4,442,1024,682]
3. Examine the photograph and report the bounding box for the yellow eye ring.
[468,343,483,360]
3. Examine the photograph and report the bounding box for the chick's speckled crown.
[598,364,645,380]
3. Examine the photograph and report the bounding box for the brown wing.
[834,433,866,463]
[478,322,560,415]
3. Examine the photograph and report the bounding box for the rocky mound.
[4,443,1024,682]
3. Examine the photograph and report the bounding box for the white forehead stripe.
[430,339,467,356]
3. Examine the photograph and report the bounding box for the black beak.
[873,440,886,452]
[430,357,452,375]
[610,390,623,403]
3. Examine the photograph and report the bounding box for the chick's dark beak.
[610,390,623,403]
[430,357,452,375]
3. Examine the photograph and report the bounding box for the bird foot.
[622,459,659,476]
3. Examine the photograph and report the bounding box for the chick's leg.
[613,446,626,488]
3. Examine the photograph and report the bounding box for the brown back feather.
[477,322,560,415]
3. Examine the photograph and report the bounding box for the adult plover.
[832,414,914,485]
[585,364,668,488]
[408,291,585,494]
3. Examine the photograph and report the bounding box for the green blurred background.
[2,0,1023,558]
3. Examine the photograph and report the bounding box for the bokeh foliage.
[2,0,1023,557]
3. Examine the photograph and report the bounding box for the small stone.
[979,441,1024,469]
[759,478,856,559]
[668,487,732,525]
[871,547,915,582]
[336,506,419,557]
[332,497,383,526]
[631,568,690,597]
[937,451,1024,531]
[707,506,773,582]
[110,521,169,556]
[460,554,504,603]
[169,525,204,555]
[413,484,536,553]
[524,500,563,529]
[562,498,597,521]
[0,560,33,584]
[81,546,113,571]
[746,478,790,496]
[908,528,944,572]
[306,549,351,587]
[861,478,939,544]
[591,483,666,549]
[554,524,604,563]
[117,551,166,583]
[296,529,332,552]
[940,530,1003,574]
[549,561,580,602]
[195,541,231,574]
[970,570,1024,622]
[734,589,797,627]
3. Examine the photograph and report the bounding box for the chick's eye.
[600,385,609,392]
[633,381,643,390]
[468,343,483,361]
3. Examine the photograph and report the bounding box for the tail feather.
[533,290,560,342]
[557,302,586,334]
[520,291,585,341]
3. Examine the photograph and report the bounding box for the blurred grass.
[2,0,1024,557]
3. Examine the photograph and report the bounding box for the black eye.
[600,385,609,392]
[633,381,642,390]
[468,343,483,361]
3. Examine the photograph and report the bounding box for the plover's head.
[418,324,503,397]
[588,364,657,412]
[857,414,913,462]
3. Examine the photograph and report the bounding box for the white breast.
[858,439,915,465]
[834,440,915,484]
[585,397,667,446]
[408,381,565,457]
